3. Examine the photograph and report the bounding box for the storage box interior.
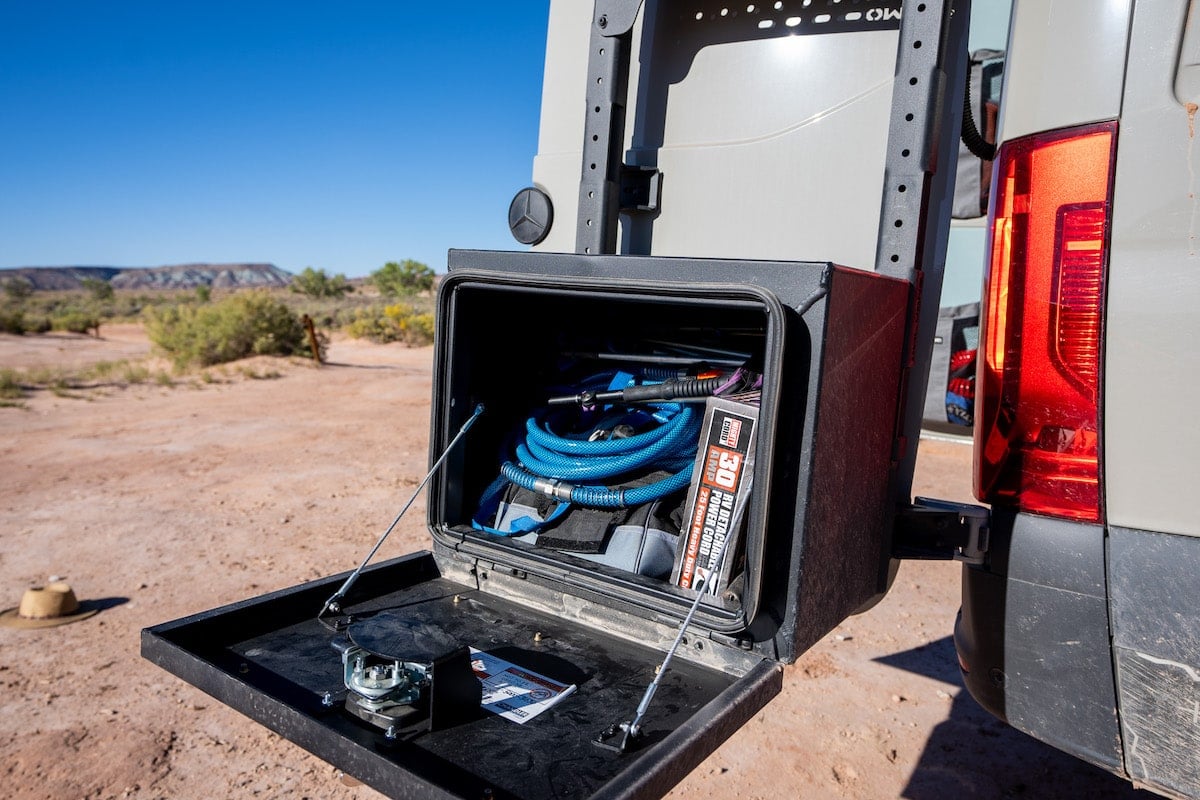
[429,275,787,630]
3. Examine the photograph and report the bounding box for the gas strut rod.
[596,539,730,753]
[319,404,485,621]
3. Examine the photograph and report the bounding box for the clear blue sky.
[1,3,1012,281]
[0,2,550,277]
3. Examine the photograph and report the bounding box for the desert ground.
[0,326,1153,799]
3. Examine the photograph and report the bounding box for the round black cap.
[508,187,554,246]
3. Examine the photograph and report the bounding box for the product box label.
[671,398,758,595]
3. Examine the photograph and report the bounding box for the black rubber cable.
[961,77,996,162]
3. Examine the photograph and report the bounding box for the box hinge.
[619,165,661,213]
[892,496,990,565]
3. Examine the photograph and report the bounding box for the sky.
[0,2,1011,282]
[0,2,551,277]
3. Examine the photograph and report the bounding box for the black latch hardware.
[619,165,661,213]
[893,496,989,565]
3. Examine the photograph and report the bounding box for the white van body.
[957,2,1200,798]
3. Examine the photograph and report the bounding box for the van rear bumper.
[953,511,1124,774]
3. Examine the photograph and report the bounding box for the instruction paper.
[469,648,576,724]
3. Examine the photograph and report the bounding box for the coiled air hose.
[502,403,701,509]
[473,372,716,535]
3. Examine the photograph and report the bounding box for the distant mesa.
[3,263,294,291]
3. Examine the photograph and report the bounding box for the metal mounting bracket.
[593,0,643,37]
[892,496,990,565]
[619,165,661,213]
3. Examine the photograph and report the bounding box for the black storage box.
[142,251,910,799]
[430,250,911,659]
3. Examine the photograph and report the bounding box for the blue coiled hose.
[473,375,707,533]
[500,403,701,509]
[516,404,698,481]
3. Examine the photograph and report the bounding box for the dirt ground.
[0,326,1153,800]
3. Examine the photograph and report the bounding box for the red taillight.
[974,122,1116,522]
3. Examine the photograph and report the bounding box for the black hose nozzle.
[549,377,721,406]
[548,389,598,406]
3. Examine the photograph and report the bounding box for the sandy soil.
[0,326,1152,800]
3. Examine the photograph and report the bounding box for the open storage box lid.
[142,2,971,798]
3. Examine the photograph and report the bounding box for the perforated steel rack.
[575,0,968,544]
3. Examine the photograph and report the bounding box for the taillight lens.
[974,122,1117,522]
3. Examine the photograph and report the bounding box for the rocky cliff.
[3,264,294,291]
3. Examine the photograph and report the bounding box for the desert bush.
[145,291,308,368]
[343,308,393,342]
[51,310,100,335]
[3,277,33,301]
[291,267,352,298]
[122,364,150,384]
[0,308,25,335]
[91,361,122,380]
[11,288,196,326]
[0,369,24,399]
[81,277,115,301]
[49,378,81,398]
[195,285,212,303]
[25,316,52,334]
[284,294,375,329]
[370,260,436,297]
[386,305,435,344]
[344,304,435,345]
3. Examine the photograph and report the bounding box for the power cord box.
[670,397,758,598]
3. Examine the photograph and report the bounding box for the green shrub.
[387,305,435,345]
[344,307,395,342]
[0,308,25,335]
[3,277,33,301]
[122,364,150,384]
[49,378,82,399]
[0,369,23,399]
[370,260,436,297]
[51,310,100,335]
[145,291,307,368]
[343,304,435,345]
[81,277,115,301]
[91,360,121,380]
[291,267,353,298]
[25,316,52,334]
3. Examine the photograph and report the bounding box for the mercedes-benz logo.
[508,187,554,245]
